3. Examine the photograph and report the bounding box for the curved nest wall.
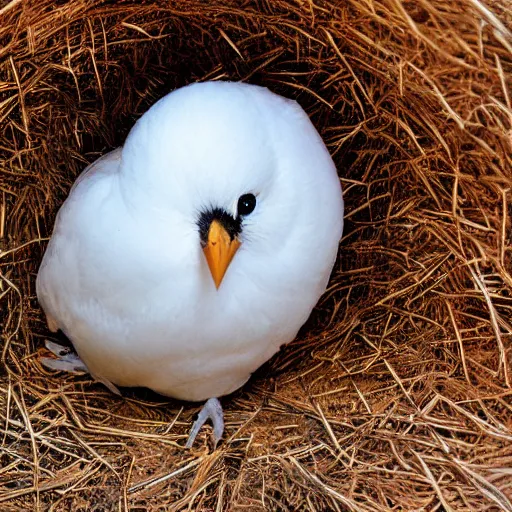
[1,0,512,510]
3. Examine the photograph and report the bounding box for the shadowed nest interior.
[1,0,512,510]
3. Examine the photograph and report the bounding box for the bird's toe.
[41,355,88,374]
[185,397,224,449]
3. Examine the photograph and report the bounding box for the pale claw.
[42,340,121,396]
[185,397,224,449]
[93,375,122,396]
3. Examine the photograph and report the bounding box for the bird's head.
[119,81,343,291]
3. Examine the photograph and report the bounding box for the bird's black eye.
[237,194,257,216]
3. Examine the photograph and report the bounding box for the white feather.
[36,81,344,402]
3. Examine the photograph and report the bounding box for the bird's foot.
[41,340,121,396]
[185,397,224,449]
[41,340,88,373]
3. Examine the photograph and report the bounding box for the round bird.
[36,81,344,447]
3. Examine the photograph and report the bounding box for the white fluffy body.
[36,81,344,402]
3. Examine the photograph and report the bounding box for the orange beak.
[203,219,241,289]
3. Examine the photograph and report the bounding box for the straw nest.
[1,0,511,510]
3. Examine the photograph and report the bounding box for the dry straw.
[1,0,512,510]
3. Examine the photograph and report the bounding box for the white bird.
[36,81,344,447]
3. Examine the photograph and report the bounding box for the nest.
[1,0,512,509]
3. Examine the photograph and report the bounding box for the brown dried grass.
[1,0,512,510]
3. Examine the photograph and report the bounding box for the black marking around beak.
[198,207,242,246]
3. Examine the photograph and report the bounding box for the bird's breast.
[65,259,304,401]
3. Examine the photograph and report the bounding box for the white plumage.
[37,81,344,445]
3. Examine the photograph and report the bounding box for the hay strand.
[1,0,512,509]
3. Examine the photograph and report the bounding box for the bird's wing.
[36,147,123,332]
[70,147,122,192]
